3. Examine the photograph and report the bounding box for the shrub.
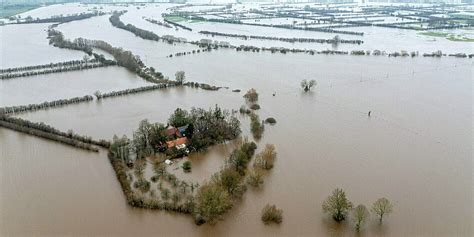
[265,117,276,124]
[239,105,251,114]
[247,168,264,187]
[133,179,151,193]
[250,104,260,110]
[182,161,192,172]
[254,144,276,170]
[261,204,283,224]
[250,113,264,139]
[243,88,258,102]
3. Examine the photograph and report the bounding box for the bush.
[254,144,276,170]
[133,179,151,193]
[247,168,264,187]
[239,105,251,114]
[265,117,276,124]
[250,104,261,110]
[244,88,258,102]
[261,204,283,224]
[182,161,192,172]
[250,113,264,139]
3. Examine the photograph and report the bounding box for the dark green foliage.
[250,104,260,110]
[265,117,277,124]
[250,113,264,139]
[133,179,151,193]
[169,108,192,127]
[213,168,246,198]
[182,161,192,172]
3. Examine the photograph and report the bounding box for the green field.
[419,31,449,37]
[164,15,186,23]
[446,35,474,42]
[419,31,474,42]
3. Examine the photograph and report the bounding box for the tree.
[254,144,276,170]
[227,149,249,174]
[371,197,393,223]
[322,188,353,222]
[161,188,171,200]
[243,88,258,102]
[168,108,191,127]
[301,79,317,92]
[247,168,264,187]
[352,204,369,231]
[175,71,185,85]
[213,168,246,198]
[194,182,233,225]
[261,204,283,224]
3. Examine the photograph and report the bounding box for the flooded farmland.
[1,2,473,237]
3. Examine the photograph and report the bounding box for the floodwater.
[0,66,151,107]
[1,3,473,237]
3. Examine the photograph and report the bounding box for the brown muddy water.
[1,3,473,236]
[3,51,471,236]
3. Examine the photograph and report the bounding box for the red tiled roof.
[166,137,187,148]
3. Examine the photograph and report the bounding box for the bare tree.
[301,79,317,92]
[371,197,393,223]
[352,204,369,231]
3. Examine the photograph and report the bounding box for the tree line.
[0,60,109,80]
[1,95,94,115]
[199,31,364,45]
[94,84,174,100]
[0,115,109,151]
[15,12,106,25]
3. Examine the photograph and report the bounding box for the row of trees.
[199,31,363,45]
[144,17,172,28]
[1,95,94,115]
[0,59,100,74]
[0,115,109,151]
[18,12,105,24]
[0,61,109,80]
[94,84,173,100]
[322,188,393,232]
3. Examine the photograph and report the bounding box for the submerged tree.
[322,188,353,222]
[175,71,186,85]
[243,88,259,103]
[300,79,317,92]
[371,197,393,223]
[352,204,369,231]
[261,204,283,224]
[194,182,233,225]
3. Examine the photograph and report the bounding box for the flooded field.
[1,2,473,237]
[0,66,151,107]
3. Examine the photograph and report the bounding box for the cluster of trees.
[0,116,109,151]
[1,95,94,114]
[199,31,363,45]
[48,28,164,84]
[48,29,93,55]
[194,140,257,225]
[94,84,172,100]
[0,60,108,80]
[106,150,195,213]
[110,106,240,161]
[322,188,394,232]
